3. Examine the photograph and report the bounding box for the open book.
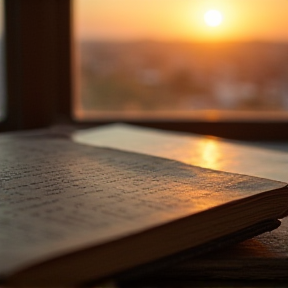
[1,129,288,286]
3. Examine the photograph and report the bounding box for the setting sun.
[204,10,223,27]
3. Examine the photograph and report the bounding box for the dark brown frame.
[1,0,288,140]
[1,0,72,131]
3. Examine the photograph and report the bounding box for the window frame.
[1,0,288,141]
[1,0,72,131]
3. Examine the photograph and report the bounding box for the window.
[73,0,288,123]
[1,0,287,140]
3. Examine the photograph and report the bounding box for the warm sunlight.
[74,0,288,120]
[204,10,223,27]
[75,0,288,42]
[192,139,222,171]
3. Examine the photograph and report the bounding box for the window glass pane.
[73,0,288,120]
[0,0,5,122]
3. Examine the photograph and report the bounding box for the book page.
[0,136,286,275]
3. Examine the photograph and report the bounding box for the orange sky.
[74,0,288,42]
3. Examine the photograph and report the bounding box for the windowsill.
[74,109,288,123]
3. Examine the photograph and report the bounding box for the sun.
[204,10,223,27]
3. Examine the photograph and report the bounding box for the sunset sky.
[74,0,288,42]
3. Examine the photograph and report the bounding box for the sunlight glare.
[204,10,223,27]
[196,139,222,170]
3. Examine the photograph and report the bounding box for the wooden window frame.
[1,0,72,131]
[1,0,288,140]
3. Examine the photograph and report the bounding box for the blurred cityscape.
[79,41,288,113]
